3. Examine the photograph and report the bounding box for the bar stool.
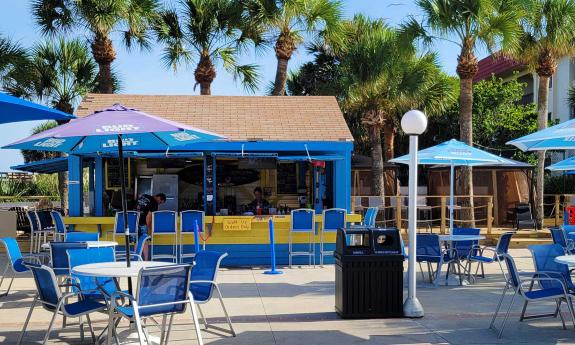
[113,211,140,257]
[151,210,178,262]
[320,208,346,266]
[289,209,316,268]
[180,210,205,263]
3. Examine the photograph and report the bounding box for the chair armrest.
[520,277,569,295]
[189,280,217,285]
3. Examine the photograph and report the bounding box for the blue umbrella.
[547,156,575,171]
[507,118,575,151]
[0,93,75,124]
[390,139,514,232]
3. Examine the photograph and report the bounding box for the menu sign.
[222,217,252,231]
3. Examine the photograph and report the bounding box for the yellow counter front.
[64,214,362,266]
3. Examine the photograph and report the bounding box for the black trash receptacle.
[334,227,404,318]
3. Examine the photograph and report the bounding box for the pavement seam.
[252,268,279,345]
[412,318,453,345]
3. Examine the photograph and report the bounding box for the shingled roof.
[76,94,353,142]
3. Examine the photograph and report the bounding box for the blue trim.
[68,155,83,216]
[94,157,104,216]
[212,155,217,216]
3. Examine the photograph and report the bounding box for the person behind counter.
[135,193,166,259]
[247,187,270,215]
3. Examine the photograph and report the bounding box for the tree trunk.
[91,34,116,94]
[369,125,384,199]
[58,170,69,214]
[458,77,475,226]
[273,57,289,96]
[534,75,550,228]
[272,33,295,96]
[195,54,216,96]
[199,82,211,95]
[383,120,396,161]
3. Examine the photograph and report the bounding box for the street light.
[401,109,427,318]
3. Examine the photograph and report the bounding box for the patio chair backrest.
[550,227,568,248]
[152,210,177,234]
[0,238,26,272]
[291,209,315,232]
[416,233,442,259]
[363,207,378,227]
[26,262,61,311]
[50,242,87,275]
[26,211,40,233]
[190,251,227,303]
[516,203,533,221]
[495,232,514,258]
[67,247,117,296]
[500,253,521,289]
[452,227,480,257]
[135,234,151,257]
[36,210,53,230]
[136,264,192,317]
[528,244,571,290]
[322,208,346,232]
[65,232,99,242]
[181,210,205,233]
[50,210,66,234]
[114,211,140,235]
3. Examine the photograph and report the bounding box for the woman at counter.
[246,187,270,215]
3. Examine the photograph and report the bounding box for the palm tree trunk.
[195,54,215,96]
[369,125,384,198]
[96,62,114,94]
[383,120,396,161]
[91,34,116,94]
[272,57,289,96]
[458,77,475,226]
[57,171,69,213]
[534,75,550,228]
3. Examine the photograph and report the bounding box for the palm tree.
[247,0,344,96]
[0,35,28,94]
[511,0,575,227]
[340,16,456,198]
[32,0,159,94]
[154,0,259,95]
[18,38,98,212]
[415,0,521,222]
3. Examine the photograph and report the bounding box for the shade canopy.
[0,93,75,124]
[389,139,512,166]
[546,156,575,171]
[3,103,225,153]
[507,118,575,151]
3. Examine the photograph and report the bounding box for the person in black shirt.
[247,187,269,215]
[136,193,167,235]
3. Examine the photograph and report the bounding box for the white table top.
[438,235,485,242]
[42,241,118,250]
[555,255,575,266]
[71,261,174,278]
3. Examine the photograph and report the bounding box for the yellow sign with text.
[223,217,252,231]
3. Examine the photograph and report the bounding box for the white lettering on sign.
[102,138,139,148]
[95,124,140,133]
[563,136,575,142]
[450,149,472,156]
[34,138,66,148]
[170,132,199,142]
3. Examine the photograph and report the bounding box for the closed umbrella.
[390,139,515,232]
[0,92,75,123]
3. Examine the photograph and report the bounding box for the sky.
[0,0,476,172]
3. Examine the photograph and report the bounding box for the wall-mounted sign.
[222,217,252,231]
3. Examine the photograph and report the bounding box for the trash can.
[334,227,404,318]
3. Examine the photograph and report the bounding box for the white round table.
[41,240,118,250]
[555,255,575,266]
[71,261,170,278]
[439,235,485,242]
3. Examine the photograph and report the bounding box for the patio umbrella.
[390,139,514,232]
[507,118,575,151]
[0,92,75,123]
[4,104,225,272]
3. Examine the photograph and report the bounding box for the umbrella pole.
[450,162,454,234]
[118,134,132,270]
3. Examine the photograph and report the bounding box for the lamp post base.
[403,297,424,318]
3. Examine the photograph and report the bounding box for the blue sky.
[0,0,476,171]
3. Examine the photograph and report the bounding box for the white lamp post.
[401,109,427,318]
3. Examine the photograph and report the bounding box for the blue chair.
[320,208,346,265]
[490,253,575,338]
[17,263,106,345]
[67,247,120,302]
[467,232,514,280]
[452,227,480,259]
[108,264,203,345]
[415,233,455,286]
[151,210,178,262]
[26,211,52,256]
[0,238,41,297]
[116,234,151,261]
[190,251,235,336]
[180,210,205,262]
[49,242,87,277]
[113,211,140,253]
[528,244,575,292]
[65,232,99,242]
[50,210,70,241]
[289,209,316,268]
[363,207,378,227]
[550,227,574,254]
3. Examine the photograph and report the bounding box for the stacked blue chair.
[289,209,316,268]
[0,238,42,298]
[16,263,106,345]
[320,208,347,265]
[467,232,514,280]
[190,251,235,336]
[65,232,99,242]
[415,233,455,286]
[151,210,178,262]
[180,210,205,262]
[116,234,151,261]
[50,210,70,241]
[363,207,378,227]
[113,211,140,255]
[26,211,51,257]
[108,264,203,345]
[490,253,575,338]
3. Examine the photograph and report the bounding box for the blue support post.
[193,219,201,253]
[94,156,104,216]
[333,149,352,212]
[264,217,282,275]
[88,160,95,215]
[68,155,83,216]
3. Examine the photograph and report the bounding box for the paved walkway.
[1,249,575,344]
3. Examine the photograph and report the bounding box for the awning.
[11,157,88,174]
[277,155,343,161]
[211,152,278,158]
